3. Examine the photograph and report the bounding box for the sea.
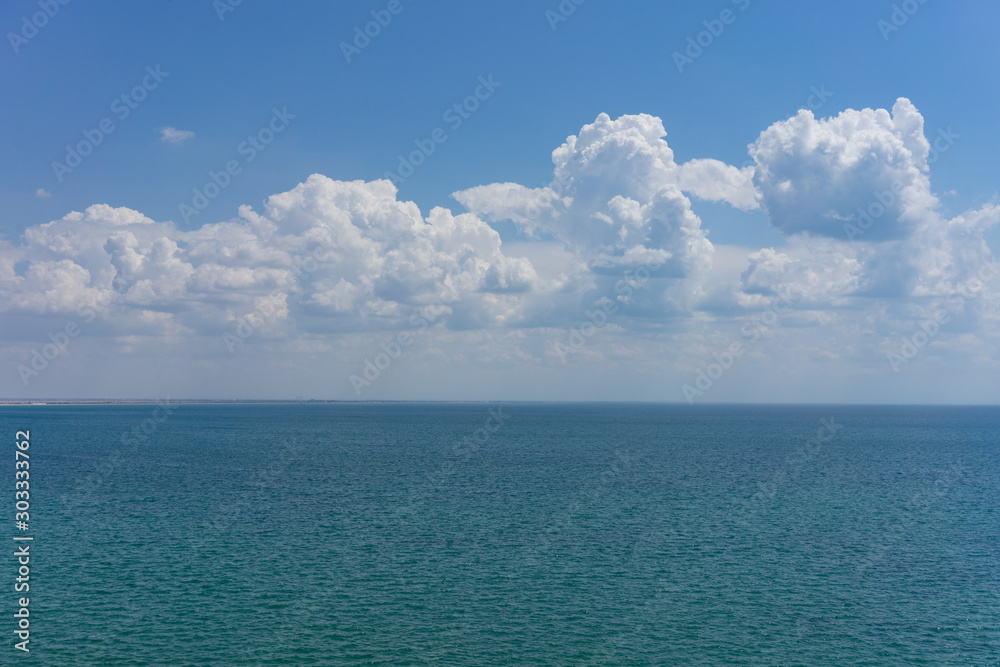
[1,403,997,665]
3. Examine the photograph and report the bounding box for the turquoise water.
[2,403,998,665]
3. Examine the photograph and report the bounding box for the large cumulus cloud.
[750,98,936,241]
[454,113,716,275]
[744,97,999,304]
[0,176,538,341]
[454,113,735,319]
[2,104,999,397]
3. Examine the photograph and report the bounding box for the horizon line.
[2,399,1000,408]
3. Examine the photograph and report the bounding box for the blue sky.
[1,1,999,402]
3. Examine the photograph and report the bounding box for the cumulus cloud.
[35,188,51,199]
[0,177,537,342]
[2,105,999,399]
[455,113,712,272]
[454,113,724,319]
[750,98,936,241]
[741,243,863,305]
[739,98,999,304]
[676,159,758,210]
[159,127,195,144]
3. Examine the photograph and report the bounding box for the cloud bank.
[3,98,998,399]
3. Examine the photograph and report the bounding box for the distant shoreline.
[1,400,998,407]
[0,399,538,406]
[0,398,420,406]
[0,400,404,406]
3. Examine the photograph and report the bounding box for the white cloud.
[455,113,711,268]
[454,113,717,320]
[2,105,1000,401]
[35,188,51,199]
[750,98,936,241]
[676,159,758,210]
[159,127,195,144]
[0,177,538,341]
[733,99,998,305]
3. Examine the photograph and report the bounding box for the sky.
[1,0,999,402]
